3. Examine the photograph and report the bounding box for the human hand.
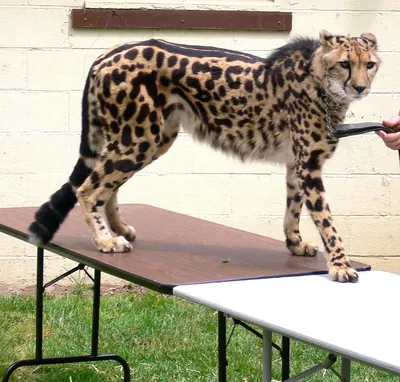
[376,116,400,150]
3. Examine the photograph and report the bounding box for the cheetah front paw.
[287,239,318,257]
[329,264,359,283]
[98,236,133,253]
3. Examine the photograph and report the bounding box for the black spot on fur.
[160,76,170,87]
[121,125,132,146]
[95,200,105,207]
[171,65,187,85]
[150,124,160,135]
[209,104,218,116]
[225,66,243,89]
[156,51,164,68]
[116,90,127,104]
[149,111,158,123]
[238,119,252,128]
[192,62,223,80]
[144,71,158,100]
[90,171,99,184]
[137,103,150,124]
[104,160,114,174]
[245,80,254,93]
[294,193,302,203]
[139,142,150,153]
[154,93,167,107]
[215,119,233,128]
[143,47,154,61]
[304,175,324,192]
[107,104,119,119]
[91,117,101,127]
[305,150,324,171]
[114,159,137,173]
[136,154,145,162]
[253,65,267,90]
[314,198,323,212]
[186,76,201,91]
[205,79,215,90]
[168,55,178,67]
[107,140,120,154]
[135,126,145,137]
[323,219,331,227]
[123,102,137,121]
[311,132,321,142]
[103,74,111,98]
[218,86,226,97]
[112,69,126,85]
[110,121,120,134]
[125,49,138,60]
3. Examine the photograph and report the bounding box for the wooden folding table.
[0,204,370,381]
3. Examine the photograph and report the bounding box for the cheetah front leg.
[105,191,136,241]
[284,163,319,257]
[293,157,358,283]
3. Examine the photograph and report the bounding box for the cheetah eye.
[367,61,376,69]
[339,61,350,69]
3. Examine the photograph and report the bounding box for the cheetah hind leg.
[284,164,319,257]
[76,172,133,253]
[97,124,180,250]
[76,155,147,253]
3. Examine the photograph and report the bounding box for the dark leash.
[332,122,400,164]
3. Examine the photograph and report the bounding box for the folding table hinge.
[230,318,282,355]
[43,263,93,291]
[284,354,344,381]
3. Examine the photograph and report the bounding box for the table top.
[174,271,400,375]
[0,204,370,294]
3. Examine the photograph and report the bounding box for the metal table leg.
[263,329,273,382]
[92,269,101,356]
[2,248,131,382]
[36,246,44,360]
[282,336,290,380]
[341,358,351,382]
[218,311,227,382]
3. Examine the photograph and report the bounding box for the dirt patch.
[0,282,148,297]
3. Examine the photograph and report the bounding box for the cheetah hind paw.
[98,236,133,253]
[288,241,319,257]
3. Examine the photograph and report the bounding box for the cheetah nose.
[353,85,367,94]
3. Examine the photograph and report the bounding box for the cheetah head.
[313,30,381,103]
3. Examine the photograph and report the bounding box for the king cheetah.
[29,30,380,282]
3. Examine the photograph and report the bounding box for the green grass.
[0,288,397,382]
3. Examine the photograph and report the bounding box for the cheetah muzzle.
[28,30,380,283]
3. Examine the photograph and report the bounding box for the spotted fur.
[29,30,380,282]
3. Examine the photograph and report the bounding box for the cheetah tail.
[27,158,92,246]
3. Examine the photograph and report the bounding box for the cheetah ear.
[361,32,378,47]
[319,30,335,48]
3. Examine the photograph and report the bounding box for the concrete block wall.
[1,0,399,287]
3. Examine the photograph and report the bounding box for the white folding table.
[174,271,400,381]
